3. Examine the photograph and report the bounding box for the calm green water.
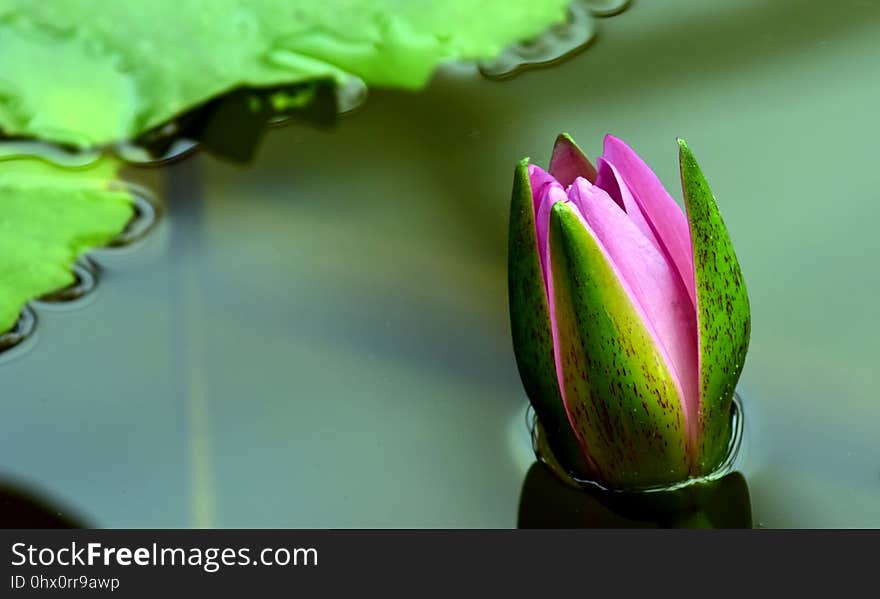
[2,0,878,527]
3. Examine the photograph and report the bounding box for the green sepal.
[548,201,689,488]
[508,159,591,479]
[678,139,750,473]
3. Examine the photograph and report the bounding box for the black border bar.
[1,529,874,596]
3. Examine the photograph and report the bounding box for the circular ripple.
[36,259,99,305]
[527,392,746,494]
[114,137,201,167]
[106,183,162,248]
[0,306,37,354]
[584,0,631,17]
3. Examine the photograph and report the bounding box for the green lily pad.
[0,1,570,148]
[0,153,134,333]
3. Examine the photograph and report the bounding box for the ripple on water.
[478,0,631,80]
[0,307,37,358]
[105,182,161,248]
[35,259,99,306]
[0,141,102,168]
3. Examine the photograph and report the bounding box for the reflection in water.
[518,462,752,528]
[526,396,744,494]
[123,80,341,165]
[0,479,88,528]
[165,157,216,528]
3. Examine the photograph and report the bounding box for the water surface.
[1,0,878,527]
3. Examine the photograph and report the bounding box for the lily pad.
[0,1,570,148]
[0,153,134,333]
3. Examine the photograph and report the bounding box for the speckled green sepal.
[678,139,750,474]
[548,201,689,488]
[508,159,591,479]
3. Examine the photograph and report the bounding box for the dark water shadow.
[0,479,89,528]
[518,462,752,528]
[133,80,338,165]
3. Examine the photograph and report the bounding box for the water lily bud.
[509,134,749,489]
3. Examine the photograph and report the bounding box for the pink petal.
[530,168,600,471]
[529,164,568,292]
[601,135,697,309]
[594,157,661,251]
[549,134,598,188]
[527,163,557,214]
[569,178,700,450]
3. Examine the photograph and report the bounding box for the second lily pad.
[0,153,135,334]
